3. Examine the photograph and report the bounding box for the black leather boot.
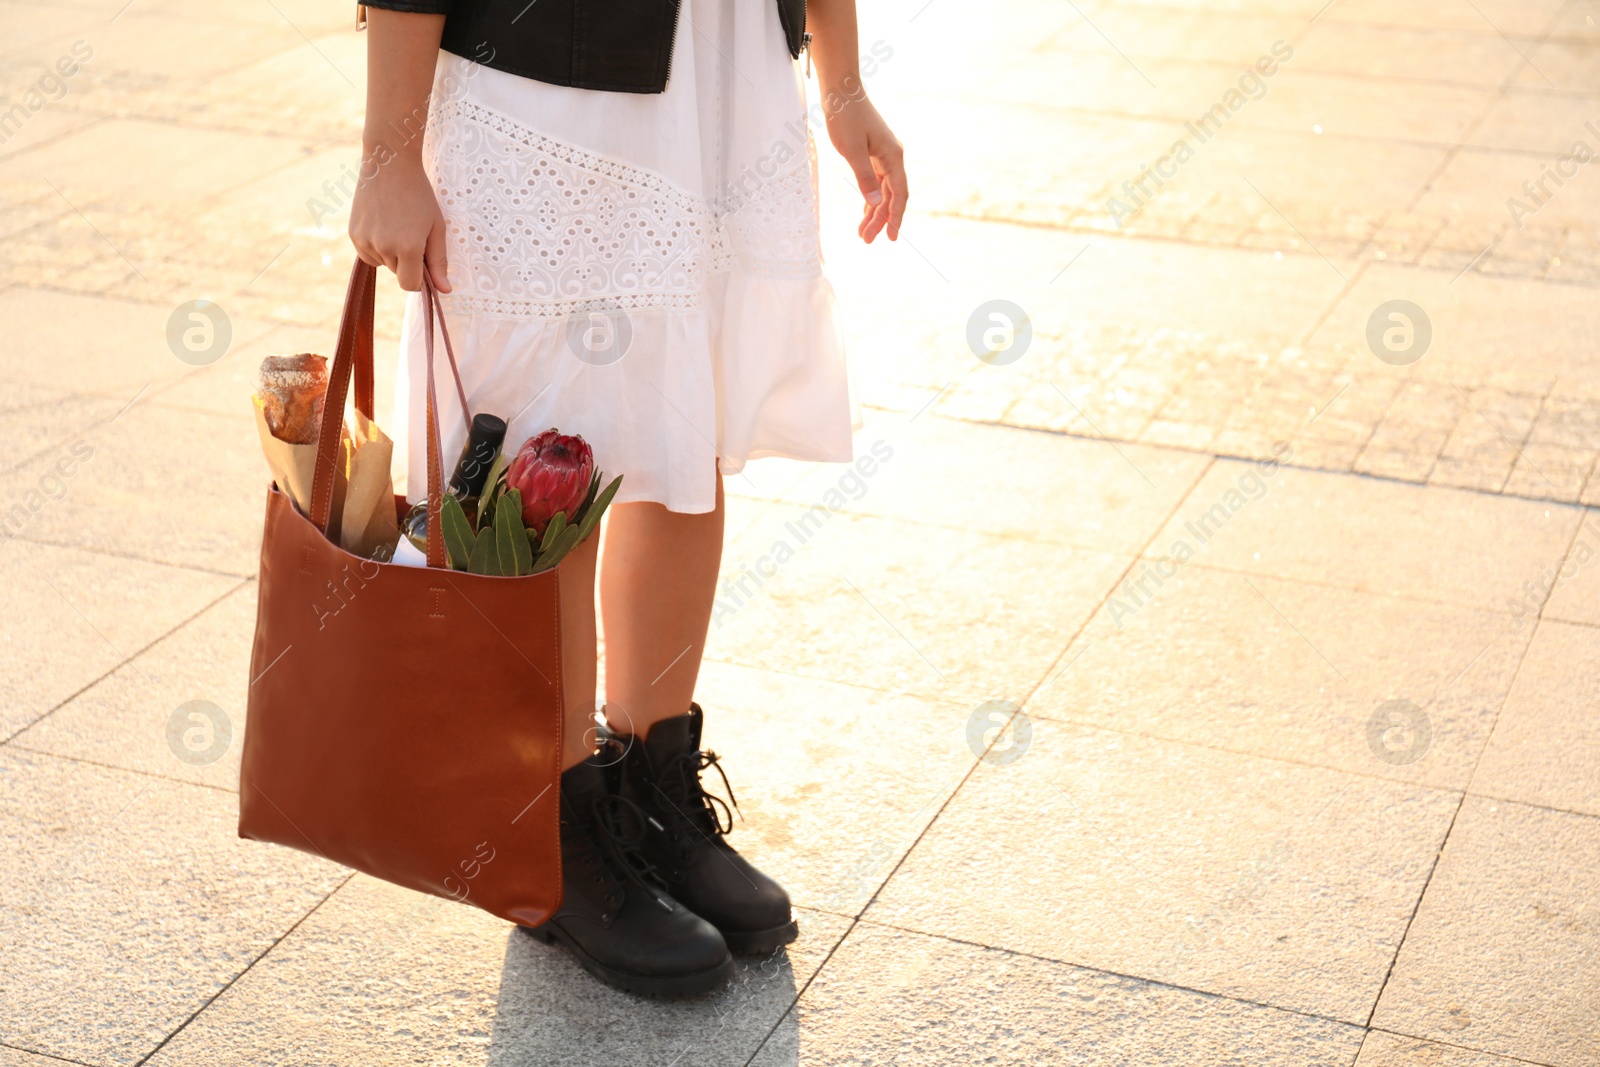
[522,755,733,997]
[617,705,798,955]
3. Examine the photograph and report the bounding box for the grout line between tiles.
[1361,1026,1563,1067]
[1360,437,1590,1028]
[848,916,1372,1030]
[0,575,253,746]
[1,744,242,795]
[0,1040,101,1067]
[739,458,1221,1067]
[0,534,256,580]
[131,872,359,1066]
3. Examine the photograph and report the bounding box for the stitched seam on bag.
[547,571,562,914]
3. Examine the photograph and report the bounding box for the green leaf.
[571,468,602,527]
[531,523,582,573]
[440,495,475,570]
[538,510,567,554]
[494,491,534,576]
[476,451,511,527]
[574,474,623,546]
[467,525,498,575]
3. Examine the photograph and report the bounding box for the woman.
[350,0,907,998]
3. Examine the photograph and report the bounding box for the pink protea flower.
[507,429,594,535]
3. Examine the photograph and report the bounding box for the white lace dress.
[391,0,857,514]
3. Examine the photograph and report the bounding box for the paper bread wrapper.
[253,397,398,559]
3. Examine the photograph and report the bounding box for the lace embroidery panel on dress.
[429,99,823,319]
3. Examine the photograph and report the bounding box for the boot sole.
[522,923,734,999]
[721,917,799,956]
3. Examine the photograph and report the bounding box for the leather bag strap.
[310,258,469,569]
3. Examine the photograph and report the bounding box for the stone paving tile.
[889,100,1172,231]
[1503,442,1597,502]
[0,287,277,398]
[1428,387,1542,492]
[39,8,310,95]
[0,1047,77,1067]
[182,144,361,261]
[1231,71,1492,145]
[0,748,345,1066]
[1411,146,1599,239]
[1528,395,1600,449]
[726,413,1210,557]
[139,873,851,1067]
[1471,620,1600,818]
[177,239,402,331]
[0,116,311,212]
[1286,23,1528,86]
[867,718,1459,1023]
[1540,2,1600,42]
[967,53,1247,126]
[1542,512,1600,626]
[0,396,271,576]
[0,189,70,242]
[818,200,1600,508]
[0,539,239,741]
[705,500,1128,703]
[0,104,103,164]
[1464,90,1600,153]
[1046,7,1307,68]
[625,658,976,917]
[1110,130,1446,257]
[147,0,354,29]
[0,0,100,60]
[1308,265,1600,395]
[1031,565,1529,791]
[749,923,1367,1067]
[1372,796,1600,1067]
[1356,380,1465,484]
[0,388,124,476]
[0,225,121,293]
[1147,460,1580,614]
[12,581,255,790]
[1328,0,1567,36]
[1355,1030,1550,1067]
[1511,35,1600,92]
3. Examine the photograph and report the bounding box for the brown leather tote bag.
[239,259,563,927]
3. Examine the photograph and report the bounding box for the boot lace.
[572,793,674,911]
[654,748,741,841]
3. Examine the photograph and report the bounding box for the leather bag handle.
[310,258,470,568]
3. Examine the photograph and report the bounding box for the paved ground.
[2,0,1598,1064]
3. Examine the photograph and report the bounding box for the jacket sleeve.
[361,1,452,13]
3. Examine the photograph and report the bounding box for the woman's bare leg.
[599,472,725,737]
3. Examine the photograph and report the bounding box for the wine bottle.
[449,413,508,505]
[402,412,508,556]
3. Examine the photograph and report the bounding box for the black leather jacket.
[361,0,807,94]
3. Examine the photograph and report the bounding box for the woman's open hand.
[825,94,907,243]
